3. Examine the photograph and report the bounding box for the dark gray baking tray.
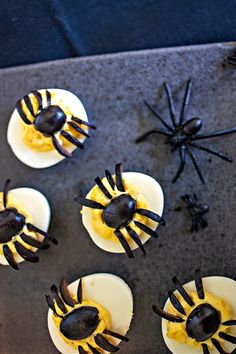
[0,42,236,354]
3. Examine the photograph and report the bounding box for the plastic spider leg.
[228,56,236,65]
[60,130,84,149]
[187,147,205,184]
[190,142,233,162]
[3,178,11,208]
[52,135,72,158]
[191,217,198,232]
[198,216,208,229]
[31,90,43,111]
[193,127,236,140]
[144,100,173,131]
[179,79,192,125]
[135,128,171,143]
[125,225,146,255]
[172,146,186,183]
[164,82,177,127]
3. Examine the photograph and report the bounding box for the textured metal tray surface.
[0,42,236,354]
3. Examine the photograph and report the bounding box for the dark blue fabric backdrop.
[1,0,236,68]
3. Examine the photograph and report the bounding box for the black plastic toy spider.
[178,193,209,232]
[228,54,236,66]
[153,270,236,354]
[16,89,96,157]
[75,163,165,258]
[46,277,129,353]
[136,80,236,184]
[0,179,57,270]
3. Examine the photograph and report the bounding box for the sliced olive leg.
[168,291,186,315]
[114,229,134,258]
[16,100,32,124]
[3,178,11,208]
[77,279,83,304]
[27,223,57,244]
[136,208,165,225]
[52,135,72,158]
[14,241,39,263]
[20,233,49,249]
[68,121,90,138]
[50,285,67,313]
[152,305,184,322]
[31,90,43,111]
[134,221,158,238]
[59,277,77,307]
[45,295,63,317]
[94,177,112,199]
[61,130,84,149]
[194,269,205,299]
[105,169,115,190]
[75,197,104,209]
[125,225,145,255]
[115,163,125,192]
[95,334,119,352]
[172,276,194,306]
[103,329,129,342]
[3,244,19,270]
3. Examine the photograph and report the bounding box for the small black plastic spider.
[46,277,129,353]
[136,80,236,184]
[153,270,236,354]
[228,54,236,66]
[175,193,209,232]
[0,179,57,270]
[16,89,96,157]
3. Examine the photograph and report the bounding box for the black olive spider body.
[0,179,57,270]
[46,277,129,353]
[176,193,209,232]
[136,80,236,184]
[153,270,236,354]
[75,164,165,258]
[16,89,96,157]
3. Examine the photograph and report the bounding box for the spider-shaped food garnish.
[153,270,236,354]
[176,193,209,232]
[46,276,130,353]
[0,179,56,270]
[75,163,165,258]
[136,80,236,184]
[15,89,96,158]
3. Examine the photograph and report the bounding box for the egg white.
[162,276,236,354]
[0,187,51,265]
[7,89,88,169]
[47,273,134,354]
[82,171,164,254]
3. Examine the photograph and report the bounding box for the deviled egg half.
[75,163,165,258]
[47,273,133,354]
[153,270,236,354]
[7,88,96,168]
[0,179,56,270]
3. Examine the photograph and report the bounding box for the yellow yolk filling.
[20,91,87,152]
[86,177,151,243]
[0,193,38,255]
[167,291,233,350]
[53,298,112,352]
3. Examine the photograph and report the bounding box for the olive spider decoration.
[136,80,236,184]
[75,164,165,258]
[153,270,236,354]
[16,89,96,157]
[176,193,209,232]
[0,179,57,270]
[46,277,129,353]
